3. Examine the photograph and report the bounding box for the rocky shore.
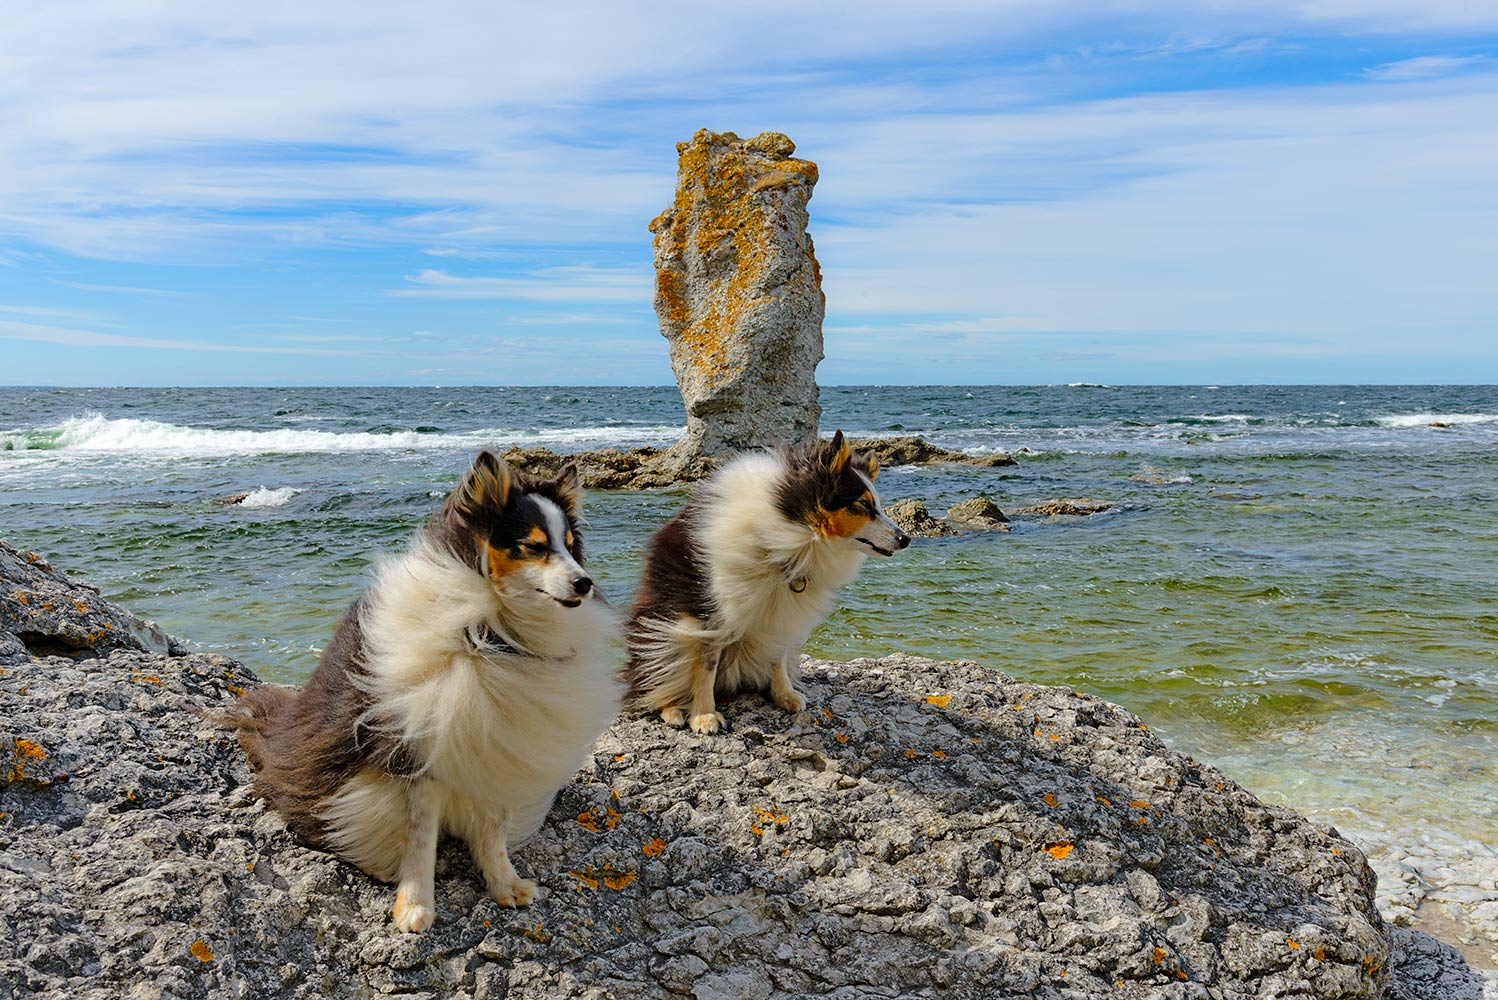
[3,539,1491,999]
[488,435,1015,491]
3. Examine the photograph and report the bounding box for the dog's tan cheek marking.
[824,508,873,539]
[487,544,519,583]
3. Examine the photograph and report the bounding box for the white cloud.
[1364,55,1492,81]
[0,319,355,356]
[395,267,649,302]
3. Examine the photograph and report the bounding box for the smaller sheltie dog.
[626,430,909,733]
[230,452,619,933]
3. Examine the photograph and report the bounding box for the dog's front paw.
[392,892,435,933]
[689,711,725,735]
[660,705,687,727]
[489,875,538,908]
[771,686,806,713]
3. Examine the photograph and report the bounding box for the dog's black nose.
[895,531,911,549]
[572,576,593,596]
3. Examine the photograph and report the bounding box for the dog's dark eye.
[521,541,547,556]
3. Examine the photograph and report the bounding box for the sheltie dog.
[626,430,909,734]
[230,452,620,932]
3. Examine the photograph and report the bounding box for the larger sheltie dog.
[626,430,909,734]
[229,452,620,933]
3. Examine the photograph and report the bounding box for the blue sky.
[1,2,1495,386]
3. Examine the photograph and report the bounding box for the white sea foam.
[24,413,684,456]
[1373,412,1498,428]
[1188,414,1254,423]
[236,487,301,509]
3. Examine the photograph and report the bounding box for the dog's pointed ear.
[865,453,880,480]
[552,462,582,518]
[822,429,851,474]
[454,450,513,520]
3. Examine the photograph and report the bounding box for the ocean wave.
[1,413,684,456]
[1373,412,1498,428]
[236,487,301,509]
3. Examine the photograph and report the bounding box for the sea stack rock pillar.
[649,129,825,460]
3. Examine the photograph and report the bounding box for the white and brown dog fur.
[626,430,909,733]
[230,452,619,932]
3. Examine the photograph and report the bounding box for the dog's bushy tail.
[220,685,297,774]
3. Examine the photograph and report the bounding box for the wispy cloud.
[1364,55,1492,81]
[51,279,190,297]
[0,319,355,356]
[394,267,649,302]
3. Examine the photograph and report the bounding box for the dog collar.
[776,559,810,593]
[466,623,530,657]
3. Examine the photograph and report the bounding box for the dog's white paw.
[689,711,725,735]
[489,876,538,908]
[392,894,435,933]
[661,706,687,727]
[772,686,806,713]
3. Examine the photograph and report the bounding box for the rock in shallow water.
[1,541,1483,999]
[946,496,1011,531]
[885,498,957,538]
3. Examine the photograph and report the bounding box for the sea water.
[3,384,1495,951]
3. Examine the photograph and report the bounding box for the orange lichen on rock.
[602,871,636,891]
[642,838,667,858]
[1042,792,1059,808]
[925,694,951,708]
[189,938,214,962]
[650,129,825,458]
[576,810,602,833]
[8,738,48,782]
[1042,842,1074,859]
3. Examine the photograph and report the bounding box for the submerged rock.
[1010,497,1115,517]
[650,129,825,461]
[885,498,957,538]
[3,542,1483,999]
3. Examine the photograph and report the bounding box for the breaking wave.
[234,487,301,509]
[1372,413,1498,428]
[1,413,683,456]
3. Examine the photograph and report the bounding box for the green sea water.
[2,384,1495,927]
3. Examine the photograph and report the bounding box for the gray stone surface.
[1009,497,1116,518]
[499,437,1009,491]
[0,539,180,659]
[885,498,957,539]
[946,496,1012,532]
[649,129,825,460]
[3,542,1488,999]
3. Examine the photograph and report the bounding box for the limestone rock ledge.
[499,435,1014,491]
[0,543,1484,1000]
